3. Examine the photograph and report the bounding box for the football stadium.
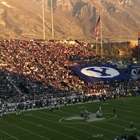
[1,0,140,140]
[0,39,140,140]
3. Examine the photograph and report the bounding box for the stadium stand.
[0,39,140,106]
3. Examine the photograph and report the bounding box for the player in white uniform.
[96,110,100,118]
[16,105,21,115]
[99,106,102,115]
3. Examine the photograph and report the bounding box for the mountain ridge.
[0,0,140,42]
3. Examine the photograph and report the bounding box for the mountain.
[0,0,140,42]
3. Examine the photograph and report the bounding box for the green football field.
[0,96,140,140]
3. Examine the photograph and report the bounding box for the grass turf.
[0,96,140,140]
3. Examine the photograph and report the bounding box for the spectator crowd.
[0,39,140,104]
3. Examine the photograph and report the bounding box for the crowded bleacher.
[0,39,140,106]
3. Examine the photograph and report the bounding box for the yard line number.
[92,134,104,138]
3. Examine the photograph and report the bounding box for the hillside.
[0,0,140,42]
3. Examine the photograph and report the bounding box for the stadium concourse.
[0,39,140,109]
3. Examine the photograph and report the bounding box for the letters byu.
[81,66,119,78]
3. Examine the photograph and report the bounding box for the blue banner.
[70,65,130,83]
[128,65,140,79]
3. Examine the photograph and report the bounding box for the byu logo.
[81,66,119,78]
[131,68,140,76]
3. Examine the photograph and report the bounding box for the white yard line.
[35,110,120,135]
[23,110,119,140]
[0,130,20,140]
[7,115,80,140]
[3,98,139,140]
[68,100,140,121]
[1,120,50,140]
[57,103,140,131]
[1,101,122,140]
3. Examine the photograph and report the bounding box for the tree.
[131,45,138,59]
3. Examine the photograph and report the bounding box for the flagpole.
[96,40,97,55]
[51,0,54,40]
[42,0,45,40]
[100,12,103,58]
[94,12,101,55]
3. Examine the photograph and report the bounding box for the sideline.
[5,100,100,115]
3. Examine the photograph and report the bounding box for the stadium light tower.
[51,0,54,39]
[42,0,45,40]
[138,32,140,61]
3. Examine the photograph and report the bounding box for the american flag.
[94,15,101,41]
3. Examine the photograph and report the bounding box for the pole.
[138,32,140,61]
[51,0,54,39]
[100,12,103,58]
[138,39,140,61]
[119,42,120,59]
[96,40,97,54]
[42,0,45,39]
